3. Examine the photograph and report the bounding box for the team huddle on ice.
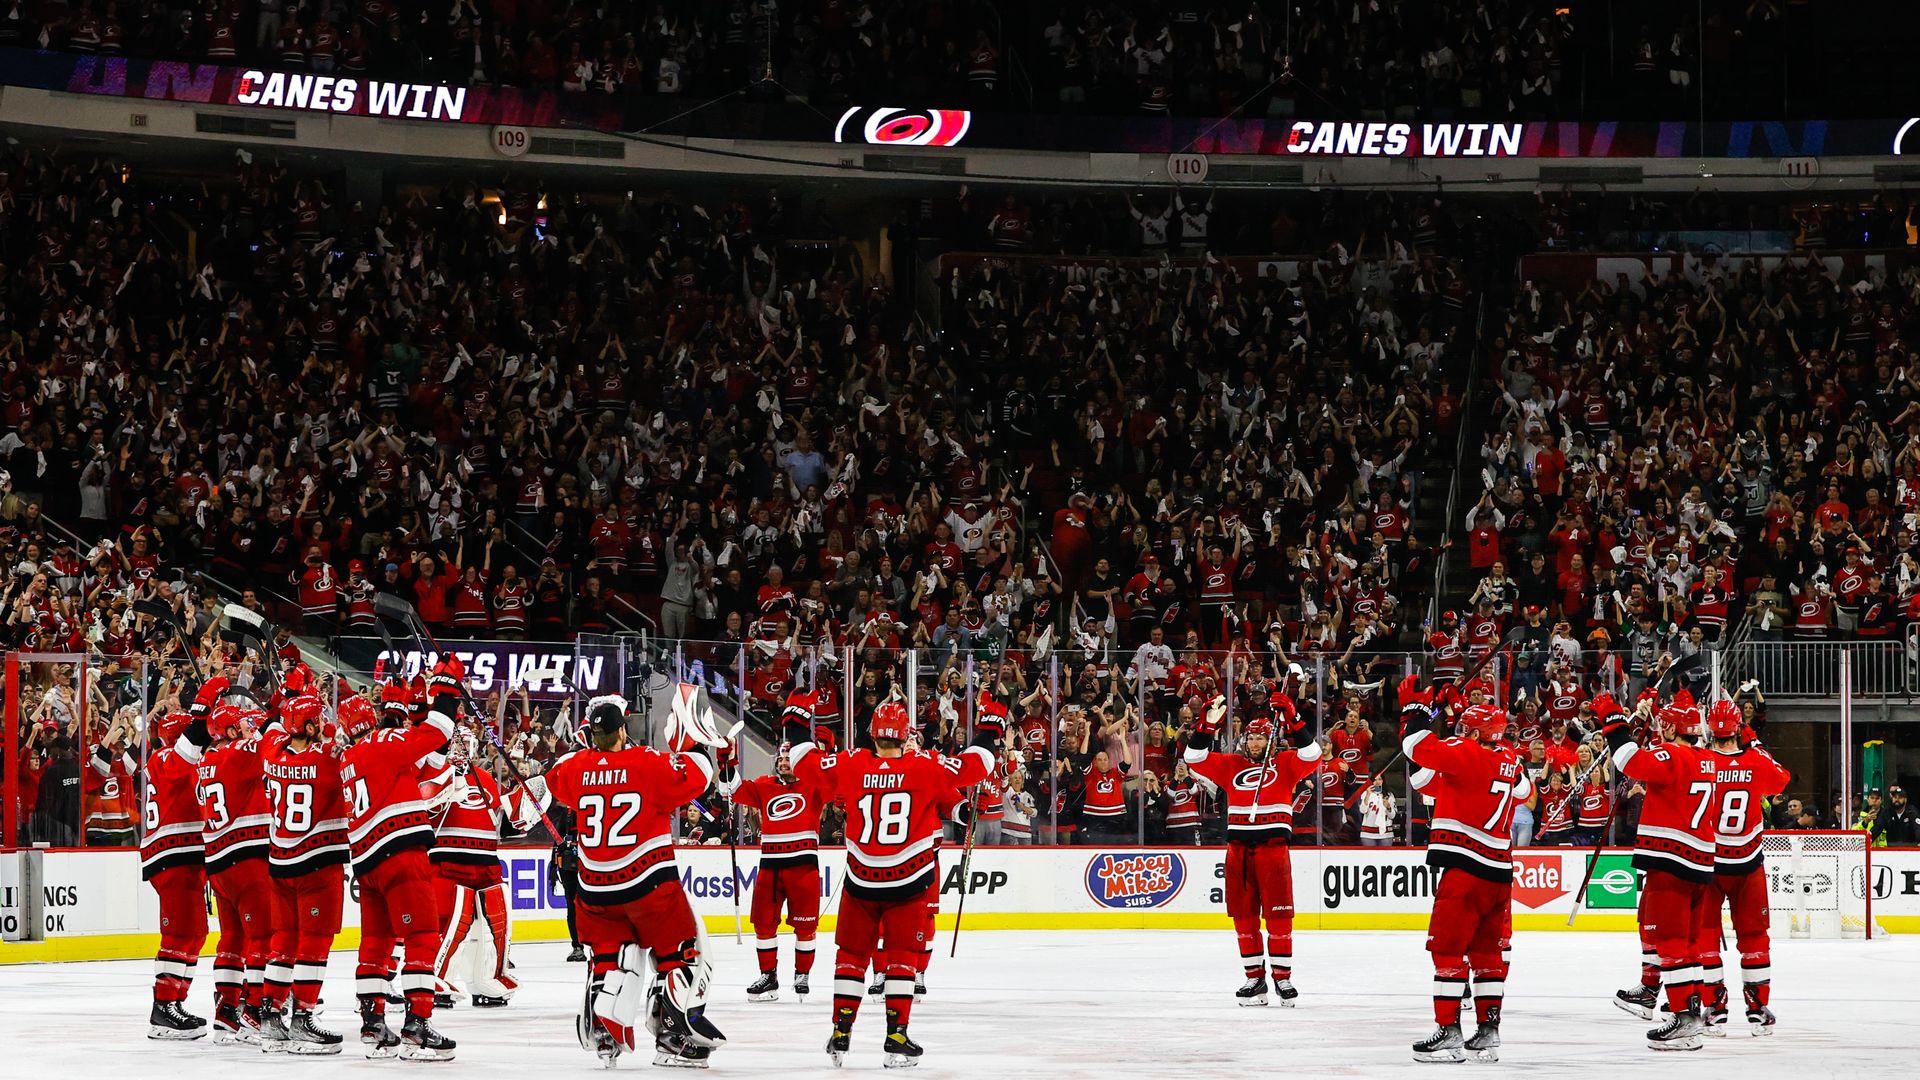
[134,648,1786,1069]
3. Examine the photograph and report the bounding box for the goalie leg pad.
[651,944,724,1050]
[591,945,650,1053]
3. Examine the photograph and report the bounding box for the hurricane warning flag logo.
[1085,852,1187,910]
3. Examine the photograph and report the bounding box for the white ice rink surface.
[1,930,1911,1079]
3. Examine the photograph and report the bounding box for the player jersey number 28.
[268,779,314,832]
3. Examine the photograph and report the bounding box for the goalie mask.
[665,683,728,749]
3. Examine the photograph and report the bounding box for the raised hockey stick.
[370,591,567,840]
[133,597,205,681]
[1564,664,1686,926]
[1372,625,1529,782]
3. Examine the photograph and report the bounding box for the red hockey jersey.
[1405,730,1532,882]
[1612,737,1718,881]
[729,774,828,868]
[789,741,995,900]
[261,726,350,877]
[1708,745,1791,875]
[191,736,273,874]
[140,733,205,879]
[431,766,505,870]
[341,715,455,873]
[1180,741,1324,842]
[543,745,716,905]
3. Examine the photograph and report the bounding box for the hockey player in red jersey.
[139,684,212,1040]
[783,698,1001,1067]
[1182,699,1324,1006]
[1403,703,1532,1063]
[533,692,729,1068]
[431,713,535,1010]
[179,695,276,1044]
[341,662,460,1061]
[1598,690,1720,1051]
[1697,698,1790,1036]
[719,745,830,1002]
[257,687,350,1053]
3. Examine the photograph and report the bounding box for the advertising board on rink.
[4,844,1907,963]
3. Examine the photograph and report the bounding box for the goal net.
[1758,831,1881,940]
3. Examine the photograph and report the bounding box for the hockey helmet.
[1462,704,1509,740]
[1705,699,1743,740]
[870,701,911,743]
[337,694,380,742]
[153,710,193,749]
[1241,716,1275,751]
[282,693,325,736]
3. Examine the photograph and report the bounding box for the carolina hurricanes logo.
[1231,766,1276,791]
[458,786,490,809]
[834,107,972,147]
[1552,695,1577,712]
[765,793,806,821]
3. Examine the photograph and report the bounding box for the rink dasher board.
[0,843,1899,963]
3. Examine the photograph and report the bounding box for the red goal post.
[1759,830,1880,940]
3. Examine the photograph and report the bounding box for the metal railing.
[1733,638,1912,700]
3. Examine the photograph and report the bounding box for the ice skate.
[471,994,509,1008]
[793,973,811,1000]
[827,1006,855,1068]
[358,994,400,1059]
[400,1012,456,1061]
[746,971,780,1002]
[882,1025,923,1069]
[1412,1023,1466,1063]
[1613,984,1658,1019]
[1235,976,1269,1006]
[1274,978,1299,1008]
[567,944,587,963]
[211,1003,250,1044]
[1646,1008,1705,1051]
[255,1006,291,1053]
[1746,1006,1777,1036]
[147,1000,207,1040]
[1464,1009,1500,1064]
[286,1008,343,1055]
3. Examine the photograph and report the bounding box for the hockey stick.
[948,798,980,959]
[221,603,281,696]
[1564,664,1686,926]
[1373,626,1529,783]
[133,597,205,681]
[370,591,568,840]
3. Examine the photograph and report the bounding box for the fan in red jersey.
[137,681,214,1041]
[532,691,729,1068]
[718,744,831,1003]
[1694,697,1790,1036]
[1182,698,1323,1007]
[341,661,460,1061]
[1402,702,1531,1064]
[255,685,351,1053]
[783,696,1001,1068]
[177,695,276,1044]
[1599,689,1720,1051]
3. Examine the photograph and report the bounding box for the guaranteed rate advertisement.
[5,48,1917,159]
